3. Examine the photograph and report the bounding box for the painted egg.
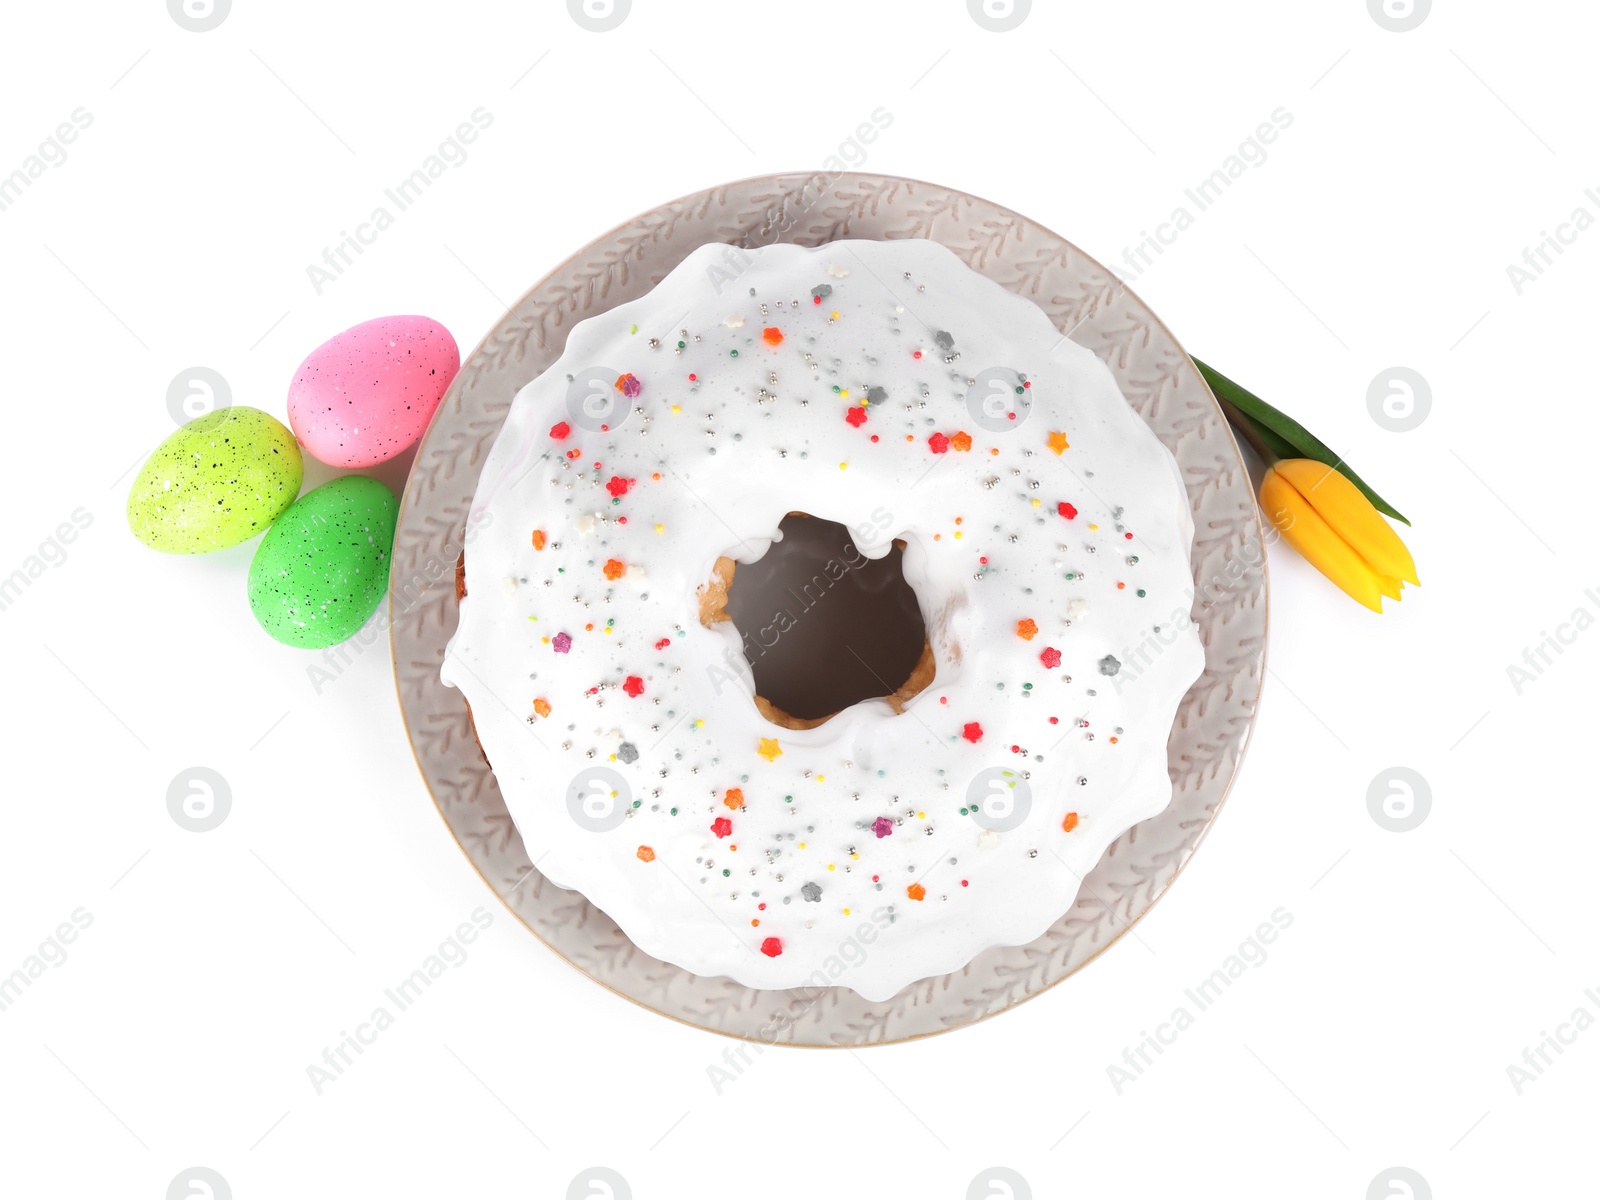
[127,407,303,554]
[287,315,459,467]
[247,475,398,648]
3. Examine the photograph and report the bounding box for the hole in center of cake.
[712,513,931,728]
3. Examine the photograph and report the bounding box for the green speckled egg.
[127,407,303,553]
[247,475,398,648]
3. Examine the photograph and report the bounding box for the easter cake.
[442,239,1205,1000]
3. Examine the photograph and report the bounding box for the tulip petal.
[1274,459,1419,585]
[1260,467,1386,612]
[1376,574,1402,601]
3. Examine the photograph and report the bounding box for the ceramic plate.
[389,172,1268,1046]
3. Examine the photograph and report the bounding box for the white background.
[2,1,1594,1197]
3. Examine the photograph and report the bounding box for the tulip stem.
[1214,396,1281,465]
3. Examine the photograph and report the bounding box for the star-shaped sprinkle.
[1047,431,1070,455]
[757,738,783,762]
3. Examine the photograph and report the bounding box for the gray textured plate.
[389,172,1268,1046]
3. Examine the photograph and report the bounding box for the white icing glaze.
[442,240,1204,1000]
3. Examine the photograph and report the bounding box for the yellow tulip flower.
[1259,459,1419,612]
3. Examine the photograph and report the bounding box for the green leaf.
[1193,357,1410,526]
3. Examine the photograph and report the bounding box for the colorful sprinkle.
[723,787,745,810]
[1047,431,1070,455]
[762,327,784,346]
[531,529,546,551]
[962,722,983,743]
[622,675,645,698]
[549,421,571,441]
[1061,812,1080,833]
[929,432,950,454]
[614,372,641,398]
[603,558,626,580]
[872,816,894,838]
[711,817,733,839]
[1016,618,1037,641]
[907,883,926,901]
[1040,647,1062,669]
[637,845,656,862]
[551,632,572,654]
[760,936,783,957]
[757,738,783,762]
[1058,501,1078,520]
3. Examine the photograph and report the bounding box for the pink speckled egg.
[288,315,459,467]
